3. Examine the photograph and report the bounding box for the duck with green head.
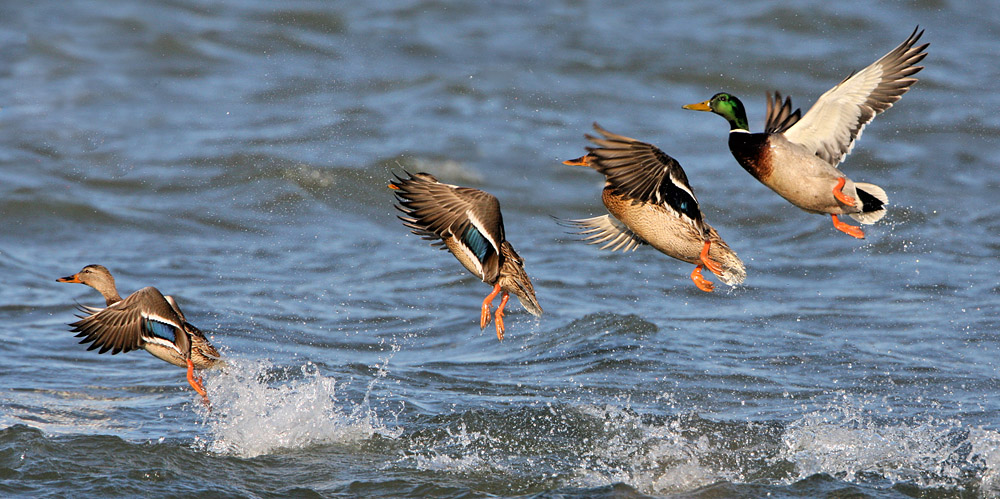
[684,28,928,239]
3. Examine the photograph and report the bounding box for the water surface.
[2,1,999,497]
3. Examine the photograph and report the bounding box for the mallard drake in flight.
[57,264,221,401]
[389,171,542,341]
[683,28,928,239]
[562,123,745,292]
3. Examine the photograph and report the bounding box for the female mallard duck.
[562,123,745,292]
[57,264,221,400]
[683,28,928,239]
[389,171,542,341]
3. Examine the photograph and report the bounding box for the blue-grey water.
[2,1,998,497]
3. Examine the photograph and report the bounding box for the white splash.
[568,404,724,493]
[197,358,401,458]
[410,422,492,472]
[970,427,1000,494]
[533,399,997,495]
[779,394,1000,490]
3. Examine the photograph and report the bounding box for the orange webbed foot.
[699,240,723,276]
[831,215,865,239]
[186,358,209,405]
[833,177,856,207]
[480,302,492,330]
[494,308,505,342]
[494,292,510,342]
[690,264,715,293]
[480,283,501,330]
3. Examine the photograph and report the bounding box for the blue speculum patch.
[144,319,175,341]
[462,225,490,263]
[659,182,701,221]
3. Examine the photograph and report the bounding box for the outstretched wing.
[764,91,801,134]
[69,287,186,356]
[577,123,708,236]
[390,171,505,282]
[783,28,928,166]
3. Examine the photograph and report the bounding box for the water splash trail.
[196,353,402,458]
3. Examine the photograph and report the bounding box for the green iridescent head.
[683,92,749,131]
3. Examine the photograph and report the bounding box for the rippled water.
[2,0,999,497]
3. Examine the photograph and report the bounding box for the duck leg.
[494,291,510,341]
[699,240,723,276]
[186,358,208,401]
[832,177,857,206]
[690,264,715,293]
[480,283,501,330]
[831,215,865,239]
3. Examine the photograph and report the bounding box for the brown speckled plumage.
[562,123,745,290]
[390,171,541,340]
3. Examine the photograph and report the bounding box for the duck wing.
[582,123,707,235]
[764,91,802,134]
[782,27,928,166]
[69,286,187,356]
[391,171,505,282]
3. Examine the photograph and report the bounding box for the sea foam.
[197,357,401,458]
